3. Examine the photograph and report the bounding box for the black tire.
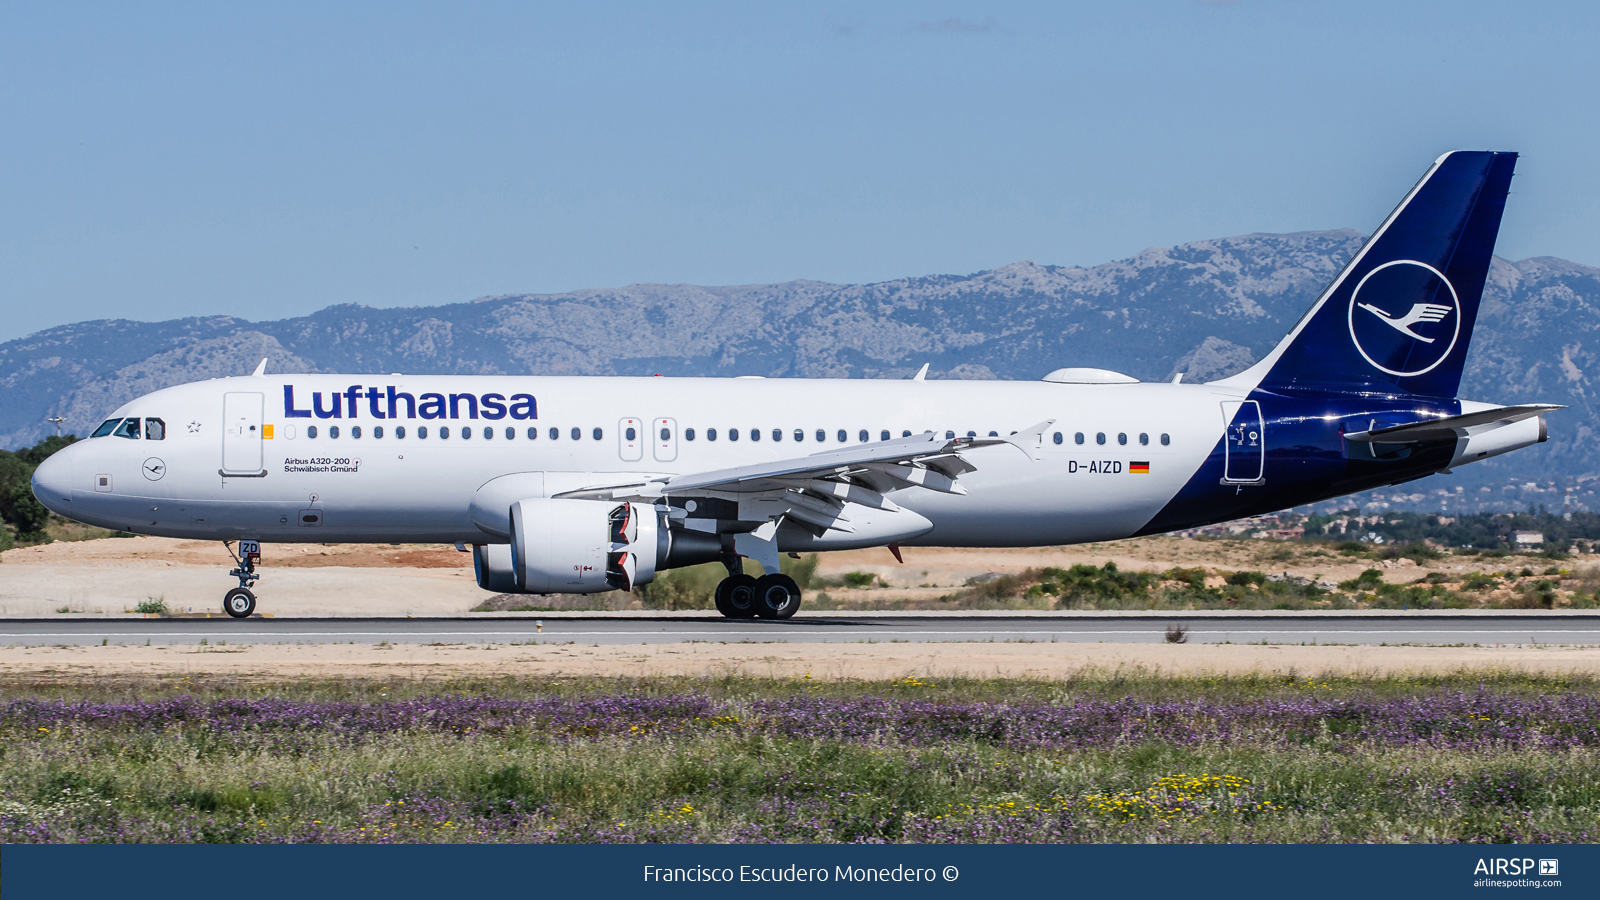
[714,574,758,619]
[223,587,256,619]
[752,573,801,619]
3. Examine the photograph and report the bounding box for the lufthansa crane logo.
[1346,259,1460,377]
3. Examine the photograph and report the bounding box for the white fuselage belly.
[51,375,1241,548]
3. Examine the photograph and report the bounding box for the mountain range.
[4,228,1596,512]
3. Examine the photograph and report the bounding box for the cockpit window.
[91,419,120,438]
[144,418,166,441]
[111,418,141,439]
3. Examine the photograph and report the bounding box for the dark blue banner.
[3,844,1594,900]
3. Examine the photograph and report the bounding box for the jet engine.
[492,498,722,594]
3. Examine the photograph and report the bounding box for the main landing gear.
[713,556,800,619]
[222,539,261,618]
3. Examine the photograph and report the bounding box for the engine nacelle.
[508,498,665,593]
[472,543,518,593]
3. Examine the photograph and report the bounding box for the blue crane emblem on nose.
[1346,259,1460,377]
[143,457,166,481]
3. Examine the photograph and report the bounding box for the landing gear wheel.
[752,574,801,619]
[223,587,256,619]
[714,574,758,619]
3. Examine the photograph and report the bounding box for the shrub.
[1339,569,1384,590]
[135,598,168,615]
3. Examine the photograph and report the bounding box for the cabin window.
[750,428,761,442]
[1053,432,1063,445]
[858,429,868,442]
[1161,433,1171,446]
[330,426,341,439]
[505,427,514,440]
[1139,433,1148,445]
[91,419,120,438]
[144,418,166,440]
[483,427,494,440]
[417,426,427,439]
[461,427,471,439]
[837,430,847,443]
[308,426,319,439]
[626,427,637,441]
[881,430,890,441]
[438,426,447,440]
[729,428,739,442]
[1117,432,1127,445]
[351,426,362,439]
[526,427,536,439]
[772,428,782,442]
[945,430,955,439]
[549,427,558,440]
[902,430,912,437]
[396,426,406,439]
[593,427,602,440]
[685,428,696,441]
[663,427,673,441]
[112,418,141,440]
[795,429,804,442]
[707,428,717,441]
[1095,432,1105,445]
[966,430,977,438]
[374,426,384,439]
[1074,432,1084,445]
[570,427,580,440]
[988,431,999,437]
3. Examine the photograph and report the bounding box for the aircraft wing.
[1343,404,1563,444]
[553,421,1054,536]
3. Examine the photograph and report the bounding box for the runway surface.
[2,614,1598,646]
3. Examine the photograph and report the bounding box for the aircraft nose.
[30,447,74,515]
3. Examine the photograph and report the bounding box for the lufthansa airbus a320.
[31,151,1558,620]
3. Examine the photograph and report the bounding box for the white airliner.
[30,151,1559,619]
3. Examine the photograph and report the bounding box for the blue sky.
[2,2,1598,341]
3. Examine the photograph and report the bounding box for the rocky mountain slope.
[4,228,1596,509]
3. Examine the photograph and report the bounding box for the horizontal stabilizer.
[1343,404,1563,444]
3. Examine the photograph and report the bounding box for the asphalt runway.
[1,614,1598,646]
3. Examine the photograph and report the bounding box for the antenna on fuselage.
[251,358,268,377]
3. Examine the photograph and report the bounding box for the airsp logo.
[1346,259,1460,377]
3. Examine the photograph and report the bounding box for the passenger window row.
[1050,431,1170,447]
[301,425,604,441]
[681,428,909,443]
[289,423,1174,448]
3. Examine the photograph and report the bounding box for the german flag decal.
[1129,461,1150,474]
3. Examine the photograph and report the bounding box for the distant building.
[1511,530,1545,546]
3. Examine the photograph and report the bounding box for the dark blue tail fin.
[1224,151,1517,399]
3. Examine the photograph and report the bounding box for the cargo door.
[222,392,265,474]
[1220,400,1264,483]
[652,417,678,462]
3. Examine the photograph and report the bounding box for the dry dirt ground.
[2,641,1599,681]
[0,534,1568,617]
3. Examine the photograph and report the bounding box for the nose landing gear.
[222,540,261,618]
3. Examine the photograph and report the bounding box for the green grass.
[1,672,1597,843]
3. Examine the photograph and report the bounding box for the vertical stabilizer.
[1217,151,1517,398]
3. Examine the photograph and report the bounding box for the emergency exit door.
[1220,400,1264,483]
[222,392,265,474]
[653,417,678,462]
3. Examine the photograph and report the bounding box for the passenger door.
[222,392,265,474]
[652,417,678,463]
[618,417,644,462]
[1220,400,1264,483]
